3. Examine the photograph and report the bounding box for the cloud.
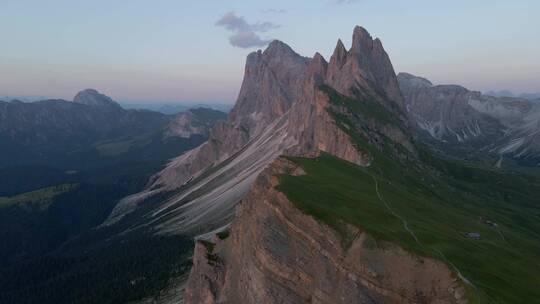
[333,0,360,4]
[261,8,286,14]
[215,12,280,48]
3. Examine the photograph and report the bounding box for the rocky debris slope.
[184,159,467,304]
[398,72,540,166]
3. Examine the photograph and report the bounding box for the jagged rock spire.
[326,26,404,109]
[307,52,328,86]
[350,26,374,53]
[329,39,347,69]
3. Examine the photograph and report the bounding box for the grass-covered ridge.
[277,86,540,303]
[278,153,540,303]
[0,183,77,210]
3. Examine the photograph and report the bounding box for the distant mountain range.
[0,89,226,169]
[485,90,540,101]
[2,95,233,115]
[399,73,540,167]
[120,101,233,114]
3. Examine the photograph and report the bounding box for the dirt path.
[370,173,477,290]
[371,175,421,245]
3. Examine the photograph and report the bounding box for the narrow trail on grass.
[370,173,477,291]
[434,249,476,290]
[497,229,509,244]
[371,175,420,245]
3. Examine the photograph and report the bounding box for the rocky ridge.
[185,159,467,304]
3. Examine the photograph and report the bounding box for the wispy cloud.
[333,0,360,4]
[261,8,286,14]
[215,12,280,49]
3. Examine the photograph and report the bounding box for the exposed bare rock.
[229,40,310,132]
[286,53,371,165]
[185,158,467,304]
[327,39,347,80]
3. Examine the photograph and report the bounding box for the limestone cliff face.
[286,53,371,165]
[185,158,467,304]
[229,40,310,129]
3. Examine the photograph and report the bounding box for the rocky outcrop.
[185,158,467,304]
[229,40,310,129]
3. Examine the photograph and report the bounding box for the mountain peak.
[229,39,309,126]
[307,52,328,85]
[263,40,298,58]
[312,52,326,64]
[329,39,348,69]
[73,89,121,108]
[351,25,374,51]
[325,26,404,108]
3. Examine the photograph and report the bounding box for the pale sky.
[1,0,539,103]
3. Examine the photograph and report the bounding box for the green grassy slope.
[277,87,540,303]
[0,184,76,210]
